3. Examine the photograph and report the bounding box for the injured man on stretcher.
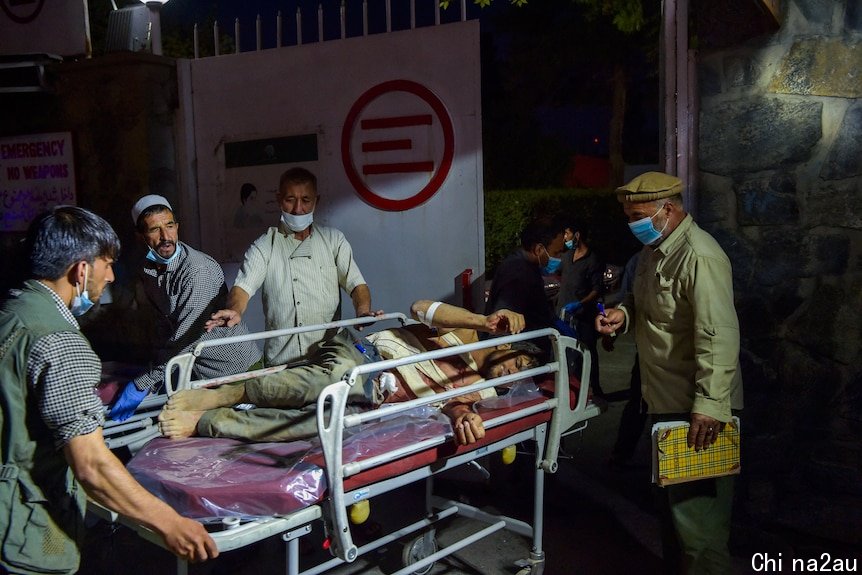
[158,300,544,446]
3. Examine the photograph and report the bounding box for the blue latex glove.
[562,300,582,314]
[108,382,149,422]
[554,318,578,339]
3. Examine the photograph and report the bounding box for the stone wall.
[697,0,861,544]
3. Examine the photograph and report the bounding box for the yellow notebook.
[651,417,741,487]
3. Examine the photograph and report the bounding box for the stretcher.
[97,314,410,452]
[89,314,603,575]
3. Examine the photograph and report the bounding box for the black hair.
[480,340,547,379]
[240,182,257,204]
[519,221,559,251]
[562,219,581,235]
[510,340,547,366]
[26,205,121,280]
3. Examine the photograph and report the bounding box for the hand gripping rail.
[317,327,596,564]
[101,397,166,451]
[163,313,410,397]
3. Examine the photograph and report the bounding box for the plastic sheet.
[128,408,452,521]
[473,378,542,412]
[128,438,323,522]
[313,406,452,464]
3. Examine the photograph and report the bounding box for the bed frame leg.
[515,554,546,575]
[285,536,299,575]
[424,476,434,516]
[283,525,312,575]
[530,425,548,571]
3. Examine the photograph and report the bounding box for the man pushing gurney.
[158,301,544,446]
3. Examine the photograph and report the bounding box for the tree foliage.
[479,0,659,188]
[440,0,528,8]
[574,0,646,33]
[440,0,647,35]
[484,187,640,275]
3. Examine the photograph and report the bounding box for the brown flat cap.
[616,172,683,202]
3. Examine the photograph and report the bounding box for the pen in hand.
[597,302,607,317]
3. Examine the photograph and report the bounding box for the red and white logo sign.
[341,79,455,212]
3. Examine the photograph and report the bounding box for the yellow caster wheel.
[348,499,370,524]
[501,444,517,465]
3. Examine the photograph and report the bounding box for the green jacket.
[0,281,87,575]
[620,216,744,421]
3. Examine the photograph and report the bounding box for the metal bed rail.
[163,312,410,396]
[317,326,598,566]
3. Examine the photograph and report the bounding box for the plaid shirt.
[27,282,104,448]
[134,242,261,391]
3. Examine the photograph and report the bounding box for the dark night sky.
[153,0,658,183]
[161,0,487,49]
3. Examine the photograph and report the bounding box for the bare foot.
[158,409,206,439]
[165,383,245,411]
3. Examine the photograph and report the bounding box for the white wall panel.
[184,21,483,322]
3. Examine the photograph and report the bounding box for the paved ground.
[79,333,860,574]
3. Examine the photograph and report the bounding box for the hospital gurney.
[89,315,602,575]
[97,314,407,452]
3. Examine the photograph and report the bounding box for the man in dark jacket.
[484,220,565,358]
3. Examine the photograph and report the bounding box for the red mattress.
[127,375,584,521]
[128,438,324,521]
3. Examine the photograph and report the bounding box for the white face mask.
[281,211,314,233]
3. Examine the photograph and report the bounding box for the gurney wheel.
[515,557,544,575]
[401,529,437,575]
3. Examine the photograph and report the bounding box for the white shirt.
[234,223,366,365]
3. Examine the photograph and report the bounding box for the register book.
[651,417,741,487]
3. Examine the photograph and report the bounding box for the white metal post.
[234,18,240,53]
[145,2,163,55]
[256,14,262,50]
[318,3,324,42]
[277,10,282,47]
[296,7,302,45]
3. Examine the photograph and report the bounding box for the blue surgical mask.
[628,205,668,246]
[541,247,562,274]
[543,257,562,274]
[146,243,182,265]
[564,240,574,250]
[281,211,314,233]
[70,264,94,317]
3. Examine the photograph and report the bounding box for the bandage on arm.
[418,301,442,326]
[410,300,486,330]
